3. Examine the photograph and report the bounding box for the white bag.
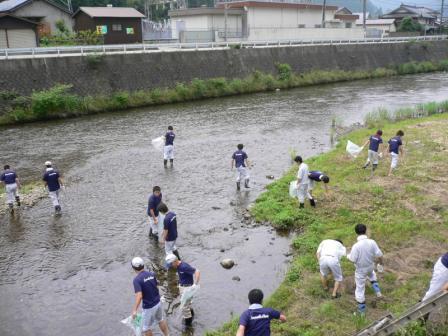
[121,314,142,336]
[180,284,200,307]
[289,181,298,198]
[151,136,164,152]
[346,140,364,158]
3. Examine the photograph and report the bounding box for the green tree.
[398,16,423,32]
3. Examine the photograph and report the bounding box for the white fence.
[0,35,446,60]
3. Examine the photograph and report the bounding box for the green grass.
[1,58,448,125]
[207,110,448,335]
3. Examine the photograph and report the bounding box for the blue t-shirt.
[1,170,17,184]
[43,169,60,192]
[239,305,281,336]
[232,150,248,168]
[147,193,162,217]
[369,135,383,152]
[133,270,161,309]
[163,211,178,242]
[165,131,175,146]
[441,253,448,268]
[308,171,324,182]
[388,136,402,154]
[177,262,196,286]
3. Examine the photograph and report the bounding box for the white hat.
[45,161,52,166]
[164,254,178,269]
[131,257,144,269]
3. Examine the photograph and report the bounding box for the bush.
[31,84,81,118]
[112,92,129,109]
[276,63,292,81]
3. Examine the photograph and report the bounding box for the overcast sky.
[371,0,445,12]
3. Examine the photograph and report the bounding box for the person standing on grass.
[387,130,404,176]
[147,186,162,241]
[316,239,346,299]
[294,156,309,209]
[42,161,63,214]
[422,252,448,302]
[307,171,330,207]
[131,257,169,336]
[164,126,175,168]
[158,202,181,260]
[1,165,21,213]
[362,130,383,172]
[231,144,251,191]
[236,288,286,336]
[347,224,384,315]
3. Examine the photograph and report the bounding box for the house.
[332,7,359,28]
[73,7,145,44]
[0,13,38,48]
[382,4,439,32]
[0,0,73,37]
[355,17,396,37]
[169,1,364,42]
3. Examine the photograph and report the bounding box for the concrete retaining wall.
[0,40,447,96]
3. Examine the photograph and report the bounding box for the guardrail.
[0,35,446,60]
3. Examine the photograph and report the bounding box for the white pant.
[179,285,193,318]
[236,166,249,183]
[164,145,174,160]
[49,190,60,207]
[422,258,448,302]
[355,267,377,303]
[390,152,399,169]
[297,183,309,203]
[165,240,177,255]
[366,150,379,165]
[5,183,18,205]
[149,214,164,241]
[319,256,343,282]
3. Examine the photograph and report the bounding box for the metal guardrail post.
[5,49,8,59]
[81,47,84,56]
[57,48,60,57]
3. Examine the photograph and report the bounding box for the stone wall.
[1,40,447,96]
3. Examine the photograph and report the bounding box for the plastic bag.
[121,314,142,336]
[151,136,164,152]
[346,140,364,158]
[180,284,200,307]
[289,181,298,198]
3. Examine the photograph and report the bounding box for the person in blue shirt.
[165,254,200,326]
[1,165,21,213]
[387,130,404,176]
[163,126,175,168]
[42,161,64,214]
[147,186,162,241]
[307,171,330,207]
[158,203,181,260]
[232,144,251,190]
[131,257,169,336]
[236,289,286,336]
[362,130,383,172]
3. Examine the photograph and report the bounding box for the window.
[345,22,352,28]
[112,24,122,31]
[298,24,305,28]
[314,24,321,28]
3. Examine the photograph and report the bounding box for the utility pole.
[441,0,445,34]
[362,0,366,35]
[224,2,228,41]
[321,0,326,28]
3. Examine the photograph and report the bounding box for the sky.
[371,0,445,12]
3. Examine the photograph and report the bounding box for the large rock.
[220,258,235,269]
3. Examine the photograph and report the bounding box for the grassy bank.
[207,105,448,335]
[1,58,448,125]
[0,181,46,215]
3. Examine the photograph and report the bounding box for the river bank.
[207,106,448,335]
[1,59,448,126]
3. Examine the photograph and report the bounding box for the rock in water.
[220,258,235,269]
[232,276,241,281]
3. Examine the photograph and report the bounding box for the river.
[1,72,448,336]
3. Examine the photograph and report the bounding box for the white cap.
[164,254,178,269]
[45,161,52,166]
[131,257,144,269]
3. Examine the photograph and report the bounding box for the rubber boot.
[299,203,304,209]
[173,249,181,260]
[170,159,174,167]
[236,182,241,191]
[55,205,62,214]
[310,198,316,207]
[8,203,14,213]
[184,317,193,326]
[244,179,250,188]
[15,196,21,207]
[371,281,382,298]
[372,164,378,171]
[357,302,366,315]
[149,228,153,238]
[164,160,168,168]
[362,162,370,169]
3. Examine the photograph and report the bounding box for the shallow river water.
[1,73,448,336]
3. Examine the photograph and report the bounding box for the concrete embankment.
[1,40,448,96]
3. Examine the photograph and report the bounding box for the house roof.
[356,19,395,26]
[0,12,38,25]
[0,0,72,14]
[169,7,245,17]
[74,6,145,18]
[383,4,438,19]
[217,1,338,11]
[335,7,353,15]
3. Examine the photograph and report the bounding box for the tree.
[398,16,423,32]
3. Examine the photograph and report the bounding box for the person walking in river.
[422,252,448,302]
[387,130,404,176]
[316,239,346,299]
[307,170,330,207]
[165,254,200,327]
[1,165,21,213]
[158,203,181,260]
[164,126,175,168]
[236,288,286,336]
[147,186,162,241]
[347,224,384,315]
[131,257,169,336]
[294,156,310,209]
[43,161,63,215]
[362,130,384,173]
[231,144,251,191]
